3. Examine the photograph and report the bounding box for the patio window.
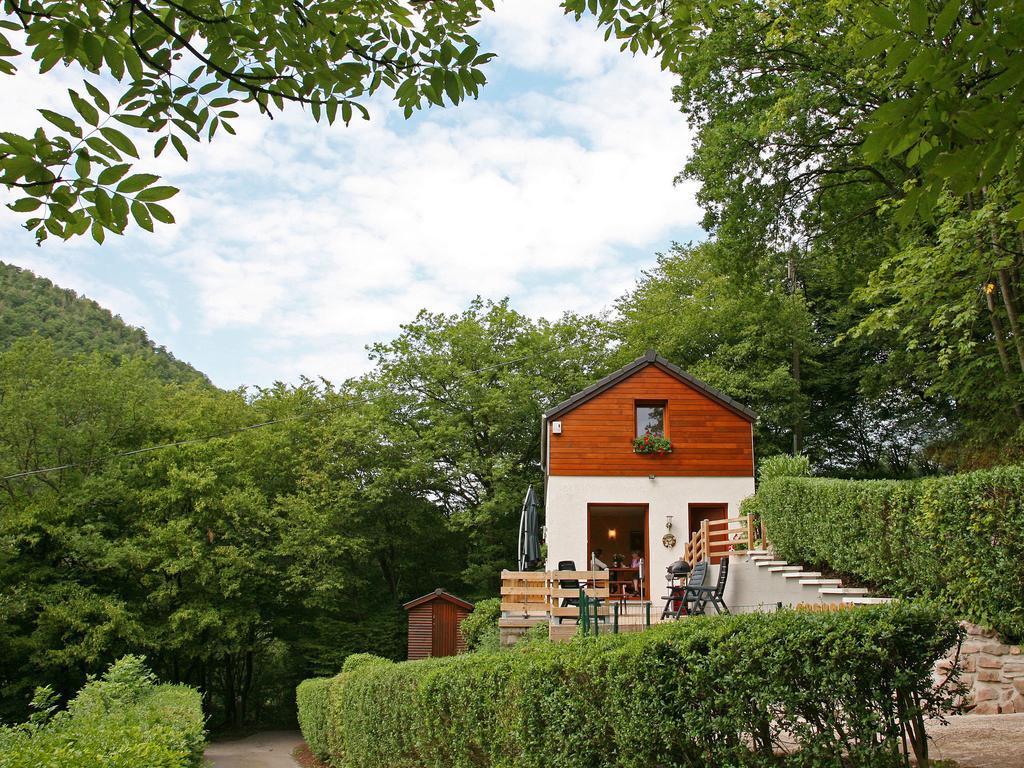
[635,401,666,438]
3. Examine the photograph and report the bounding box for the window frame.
[634,399,668,440]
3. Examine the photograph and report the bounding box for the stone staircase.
[736,549,893,608]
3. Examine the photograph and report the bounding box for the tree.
[0,0,497,242]
[575,0,1024,226]
[591,0,1020,460]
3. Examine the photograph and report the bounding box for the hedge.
[296,677,331,761]
[299,604,961,768]
[0,656,205,768]
[746,464,1024,641]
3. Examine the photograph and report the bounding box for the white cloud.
[0,0,702,388]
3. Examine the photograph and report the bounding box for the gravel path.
[927,714,1024,767]
[205,730,303,768]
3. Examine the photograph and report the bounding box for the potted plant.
[612,553,625,567]
[633,431,672,455]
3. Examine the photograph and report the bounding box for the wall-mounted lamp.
[551,421,562,434]
[608,528,617,540]
[665,515,673,531]
[648,473,656,480]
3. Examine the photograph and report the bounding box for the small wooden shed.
[403,589,474,660]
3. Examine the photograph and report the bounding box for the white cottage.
[540,350,756,601]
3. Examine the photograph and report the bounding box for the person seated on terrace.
[629,551,642,595]
[591,549,608,571]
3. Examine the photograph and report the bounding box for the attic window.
[635,401,666,438]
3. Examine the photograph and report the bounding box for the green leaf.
[134,185,178,202]
[38,109,82,137]
[117,173,159,193]
[68,89,99,127]
[866,5,901,31]
[908,0,927,36]
[100,126,139,158]
[8,198,42,212]
[85,81,110,114]
[147,202,175,224]
[171,134,188,160]
[74,151,91,179]
[61,23,79,56]
[933,0,960,38]
[97,163,131,186]
[131,200,154,231]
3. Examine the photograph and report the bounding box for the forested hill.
[0,261,208,385]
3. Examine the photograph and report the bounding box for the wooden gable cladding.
[548,365,753,477]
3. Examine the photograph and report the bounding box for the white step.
[767,566,802,573]
[746,550,770,557]
[842,596,893,605]
[784,571,820,579]
[819,587,870,596]
[756,560,788,568]
[800,579,842,586]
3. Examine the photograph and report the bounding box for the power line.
[0,415,306,481]
[0,350,552,483]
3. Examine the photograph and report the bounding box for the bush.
[758,453,812,484]
[296,677,331,761]
[749,465,1024,640]
[459,597,500,652]
[304,603,961,768]
[0,655,205,768]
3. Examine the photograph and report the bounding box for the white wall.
[544,475,755,601]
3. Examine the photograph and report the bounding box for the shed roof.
[544,349,757,422]
[402,588,475,612]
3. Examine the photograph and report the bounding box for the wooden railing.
[682,513,757,567]
[499,570,610,626]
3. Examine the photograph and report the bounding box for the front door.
[431,601,458,657]
[688,503,728,564]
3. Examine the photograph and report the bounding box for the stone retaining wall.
[936,622,1024,715]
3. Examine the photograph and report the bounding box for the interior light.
[608,528,617,540]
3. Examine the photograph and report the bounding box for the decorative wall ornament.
[662,533,676,548]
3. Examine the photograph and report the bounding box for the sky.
[0,1,704,389]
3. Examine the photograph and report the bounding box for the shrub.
[459,597,500,652]
[305,603,960,768]
[758,453,812,484]
[750,465,1024,640]
[296,677,331,761]
[0,655,205,768]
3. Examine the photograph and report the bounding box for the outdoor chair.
[556,559,604,624]
[662,560,708,620]
[688,556,730,615]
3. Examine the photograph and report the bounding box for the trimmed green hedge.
[300,604,961,768]
[747,465,1024,640]
[296,677,331,761]
[0,656,205,768]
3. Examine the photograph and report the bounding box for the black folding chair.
[556,559,605,624]
[689,557,730,615]
[556,560,580,624]
[663,560,708,620]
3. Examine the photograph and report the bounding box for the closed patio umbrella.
[518,484,541,570]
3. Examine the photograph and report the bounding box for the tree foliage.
[0,299,614,726]
[0,261,206,384]
[602,0,1023,462]
[0,0,497,242]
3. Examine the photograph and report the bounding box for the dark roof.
[402,588,474,612]
[544,349,757,422]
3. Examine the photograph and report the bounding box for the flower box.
[633,432,672,455]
